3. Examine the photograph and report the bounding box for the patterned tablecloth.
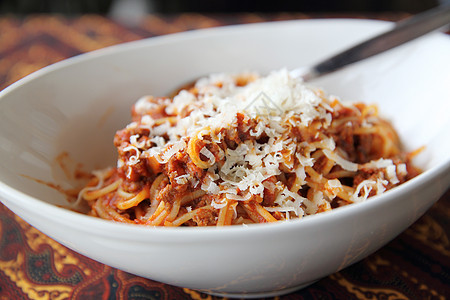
[0,13,449,300]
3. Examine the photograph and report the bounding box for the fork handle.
[299,4,450,81]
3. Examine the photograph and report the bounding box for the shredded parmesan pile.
[116,68,410,219]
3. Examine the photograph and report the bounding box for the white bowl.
[0,19,449,298]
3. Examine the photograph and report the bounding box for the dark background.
[0,0,442,14]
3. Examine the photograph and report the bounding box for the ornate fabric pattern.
[0,14,449,299]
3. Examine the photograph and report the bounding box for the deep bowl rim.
[0,18,449,241]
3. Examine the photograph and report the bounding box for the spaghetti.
[79,69,420,226]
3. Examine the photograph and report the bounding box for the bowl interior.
[0,19,449,208]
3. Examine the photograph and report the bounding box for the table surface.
[0,13,449,300]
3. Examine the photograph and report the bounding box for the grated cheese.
[116,69,409,220]
[175,174,191,185]
[323,149,358,172]
[123,145,140,165]
[199,147,216,165]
